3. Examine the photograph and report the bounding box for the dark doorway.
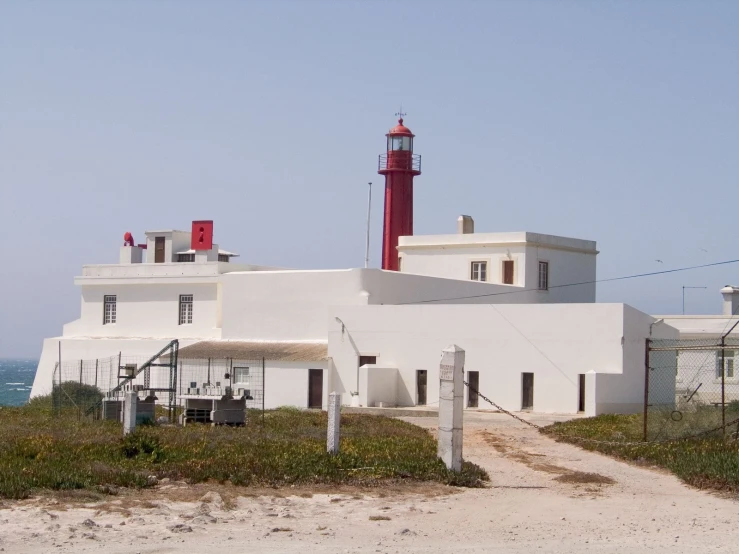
[578,374,586,413]
[416,370,427,406]
[522,373,534,411]
[154,237,166,263]
[359,355,376,367]
[308,369,323,409]
[467,371,479,408]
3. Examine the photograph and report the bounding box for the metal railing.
[378,153,421,173]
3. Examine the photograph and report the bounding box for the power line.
[395,258,739,305]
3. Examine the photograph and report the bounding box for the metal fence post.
[643,338,651,442]
[79,359,83,421]
[721,336,726,437]
[262,357,266,426]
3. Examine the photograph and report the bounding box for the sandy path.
[0,411,736,553]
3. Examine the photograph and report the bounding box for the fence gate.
[646,337,739,441]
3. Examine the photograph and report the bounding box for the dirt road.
[1,411,736,553]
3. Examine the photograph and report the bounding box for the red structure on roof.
[378,115,422,271]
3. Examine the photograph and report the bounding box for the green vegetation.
[544,414,739,494]
[0,403,488,499]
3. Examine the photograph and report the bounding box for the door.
[416,370,427,406]
[503,260,514,285]
[308,369,323,409]
[522,373,534,410]
[467,371,479,408]
[154,236,166,263]
[578,374,586,413]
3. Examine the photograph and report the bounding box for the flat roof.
[398,231,597,253]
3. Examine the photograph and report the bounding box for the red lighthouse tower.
[378,114,421,271]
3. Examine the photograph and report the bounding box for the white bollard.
[438,345,465,472]
[327,392,341,455]
[123,391,138,435]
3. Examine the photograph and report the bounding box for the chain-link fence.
[51,341,180,421]
[50,346,266,424]
[176,357,265,411]
[646,337,739,441]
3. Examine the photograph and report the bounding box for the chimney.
[721,285,739,316]
[457,215,474,234]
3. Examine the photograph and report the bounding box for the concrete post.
[327,392,341,455]
[438,345,465,472]
[123,391,138,435]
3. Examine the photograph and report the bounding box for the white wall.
[358,365,398,407]
[264,362,329,410]
[522,246,596,303]
[328,304,674,414]
[219,268,554,342]
[400,245,527,285]
[64,283,221,339]
[220,270,369,341]
[398,232,597,304]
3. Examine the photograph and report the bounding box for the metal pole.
[262,357,265,426]
[79,360,83,421]
[721,336,726,437]
[643,338,651,442]
[364,182,372,268]
[57,341,62,416]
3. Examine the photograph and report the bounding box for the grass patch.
[0,405,488,499]
[543,414,739,494]
[369,515,391,521]
[553,471,615,485]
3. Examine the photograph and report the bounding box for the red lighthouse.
[378,115,422,271]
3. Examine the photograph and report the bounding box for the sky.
[1,0,737,358]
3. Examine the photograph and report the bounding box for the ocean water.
[0,359,37,406]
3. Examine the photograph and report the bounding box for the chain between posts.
[464,381,739,447]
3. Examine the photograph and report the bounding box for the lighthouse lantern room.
[378,115,422,271]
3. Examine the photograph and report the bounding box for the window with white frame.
[716,350,736,380]
[103,295,117,324]
[538,261,549,290]
[470,261,487,282]
[179,295,193,325]
[233,367,250,384]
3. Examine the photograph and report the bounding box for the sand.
[0,411,737,553]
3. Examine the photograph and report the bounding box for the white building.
[31,218,676,416]
[653,286,739,404]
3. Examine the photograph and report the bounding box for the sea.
[0,359,37,406]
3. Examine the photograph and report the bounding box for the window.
[103,295,116,324]
[538,261,549,290]
[716,351,736,380]
[359,356,377,367]
[179,295,193,325]
[502,260,514,285]
[388,135,412,151]
[177,253,195,262]
[470,261,487,282]
[218,254,230,262]
[233,367,250,384]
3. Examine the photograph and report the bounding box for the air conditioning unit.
[123,364,137,377]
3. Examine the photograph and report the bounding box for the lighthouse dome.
[387,118,414,137]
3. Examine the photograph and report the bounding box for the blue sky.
[1,1,737,357]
